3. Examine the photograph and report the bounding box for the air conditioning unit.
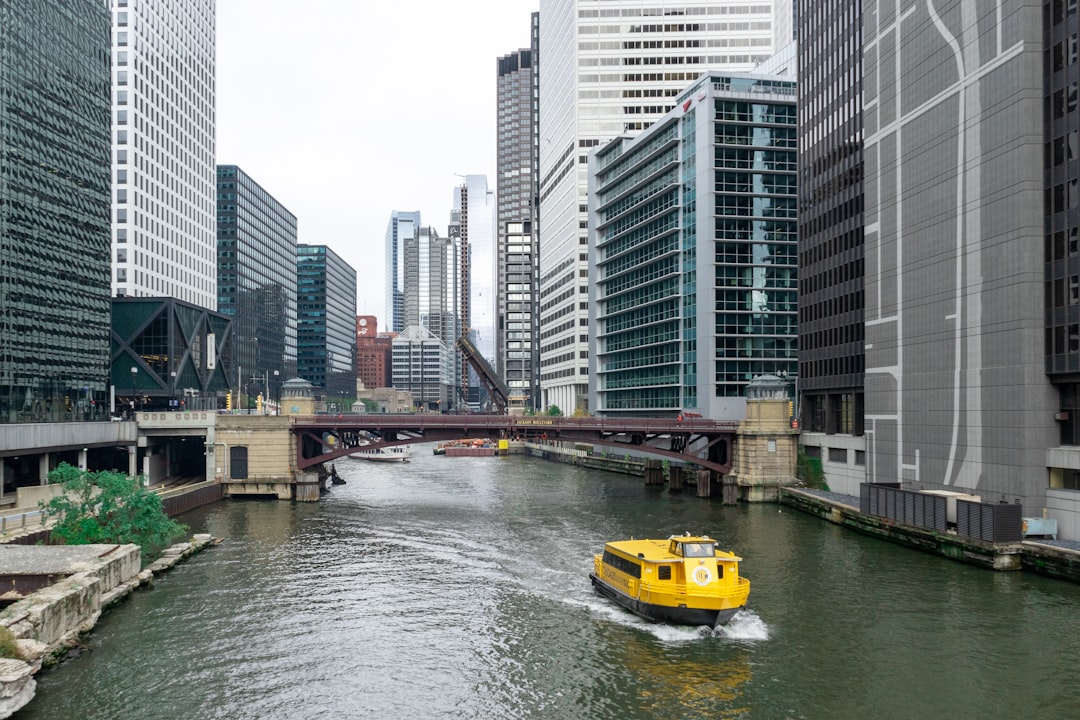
[1021,517,1058,540]
[922,490,982,525]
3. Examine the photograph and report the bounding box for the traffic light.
[788,401,794,417]
[226,393,232,411]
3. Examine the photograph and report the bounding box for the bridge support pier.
[643,459,664,487]
[669,466,684,492]
[694,470,712,498]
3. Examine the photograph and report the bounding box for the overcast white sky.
[217,0,539,326]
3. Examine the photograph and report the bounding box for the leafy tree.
[39,463,187,561]
[545,405,563,417]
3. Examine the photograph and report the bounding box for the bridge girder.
[291,416,738,474]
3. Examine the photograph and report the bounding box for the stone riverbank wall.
[0,534,219,718]
[781,487,1080,583]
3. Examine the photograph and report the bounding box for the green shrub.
[0,626,22,660]
[797,447,829,491]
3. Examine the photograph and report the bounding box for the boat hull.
[589,572,742,627]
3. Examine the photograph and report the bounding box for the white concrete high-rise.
[538,0,779,415]
[110,0,216,308]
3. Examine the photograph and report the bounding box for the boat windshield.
[681,542,715,558]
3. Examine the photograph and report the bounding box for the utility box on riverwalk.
[730,374,798,502]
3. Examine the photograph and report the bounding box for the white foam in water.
[584,595,769,643]
[714,609,769,641]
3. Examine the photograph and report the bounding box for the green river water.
[14,450,1080,719]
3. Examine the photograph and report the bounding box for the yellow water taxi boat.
[590,533,750,627]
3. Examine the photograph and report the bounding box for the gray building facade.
[863,1,1057,513]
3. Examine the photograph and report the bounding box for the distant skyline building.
[0,0,113,423]
[216,165,298,403]
[452,175,496,407]
[401,225,459,352]
[392,326,454,412]
[496,14,541,411]
[588,67,798,419]
[297,245,357,395]
[452,175,496,367]
[384,210,421,333]
[355,315,392,390]
[110,0,216,308]
[538,0,784,414]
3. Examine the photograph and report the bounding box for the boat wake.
[710,609,768,641]
[581,594,769,643]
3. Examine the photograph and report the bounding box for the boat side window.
[602,550,642,578]
[658,565,671,580]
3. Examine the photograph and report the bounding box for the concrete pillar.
[78,449,88,471]
[142,454,151,486]
[128,446,138,478]
[39,454,50,484]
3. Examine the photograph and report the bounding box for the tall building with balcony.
[0,0,113,423]
[111,0,216,308]
[216,165,298,403]
[496,15,541,411]
[297,245,357,396]
[538,0,785,415]
[588,69,797,419]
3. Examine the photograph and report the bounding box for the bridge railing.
[289,414,740,433]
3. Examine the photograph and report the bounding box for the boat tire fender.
[692,566,712,586]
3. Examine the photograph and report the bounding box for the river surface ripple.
[15,450,1080,719]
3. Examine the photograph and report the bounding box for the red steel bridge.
[291,415,740,474]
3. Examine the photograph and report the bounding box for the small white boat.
[350,445,412,462]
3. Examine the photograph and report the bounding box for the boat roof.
[603,535,743,562]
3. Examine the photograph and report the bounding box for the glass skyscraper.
[297,245,357,395]
[0,0,113,423]
[217,165,298,402]
[589,70,797,419]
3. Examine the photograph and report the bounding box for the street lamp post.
[129,366,138,418]
[273,370,280,414]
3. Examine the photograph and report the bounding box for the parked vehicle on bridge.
[590,533,750,627]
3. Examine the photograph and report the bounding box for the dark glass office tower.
[217,165,298,403]
[1046,2,1080,440]
[796,0,865,437]
[297,245,357,396]
[0,1,112,423]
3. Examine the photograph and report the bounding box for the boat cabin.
[669,538,716,558]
